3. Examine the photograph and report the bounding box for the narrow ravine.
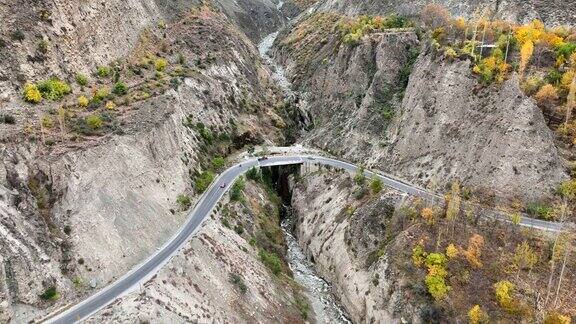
[259,31,351,323]
[281,208,351,324]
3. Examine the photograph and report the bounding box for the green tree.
[423,252,450,300]
[40,287,60,301]
[86,115,103,130]
[425,264,450,300]
[37,78,71,101]
[176,194,191,210]
[97,66,111,78]
[92,87,110,104]
[194,171,215,193]
[558,179,576,199]
[246,167,262,182]
[211,157,225,170]
[259,250,282,275]
[370,178,383,194]
[75,73,89,86]
[230,177,245,201]
[113,81,127,95]
[426,252,447,268]
[412,244,426,266]
[354,167,366,185]
[229,273,247,294]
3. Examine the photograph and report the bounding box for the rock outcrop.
[290,169,428,323]
[387,51,567,202]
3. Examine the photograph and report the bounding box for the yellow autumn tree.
[23,83,42,103]
[541,31,564,48]
[544,312,572,324]
[464,234,485,268]
[515,19,544,45]
[473,52,510,83]
[453,17,467,33]
[561,70,575,90]
[421,207,435,225]
[78,95,89,108]
[513,241,538,272]
[105,101,116,110]
[446,243,459,259]
[519,40,534,79]
[509,212,522,225]
[534,84,559,107]
[468,305,488,324]
[494,280,514,308]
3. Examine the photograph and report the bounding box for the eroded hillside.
[0,0,286,94]
[89,178,309,323]
[273,7,575,208]
[290,166,575,323]
[0,2,299,322]
[1,0,576,323]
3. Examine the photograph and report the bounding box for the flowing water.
[257,31,295,99]
[281,210,352,324]
[258,30,351,323]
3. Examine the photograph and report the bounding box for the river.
[281,209,352,324]
[258,31,351,323]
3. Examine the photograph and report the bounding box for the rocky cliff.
[290,166,576,323]
[274,13,568,202]
[290,168,427,323]
[387,51,567,202]
[0,0,284,97]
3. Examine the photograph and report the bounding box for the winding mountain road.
[44,154,565,323]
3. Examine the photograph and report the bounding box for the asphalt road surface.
[44,154,564,323]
